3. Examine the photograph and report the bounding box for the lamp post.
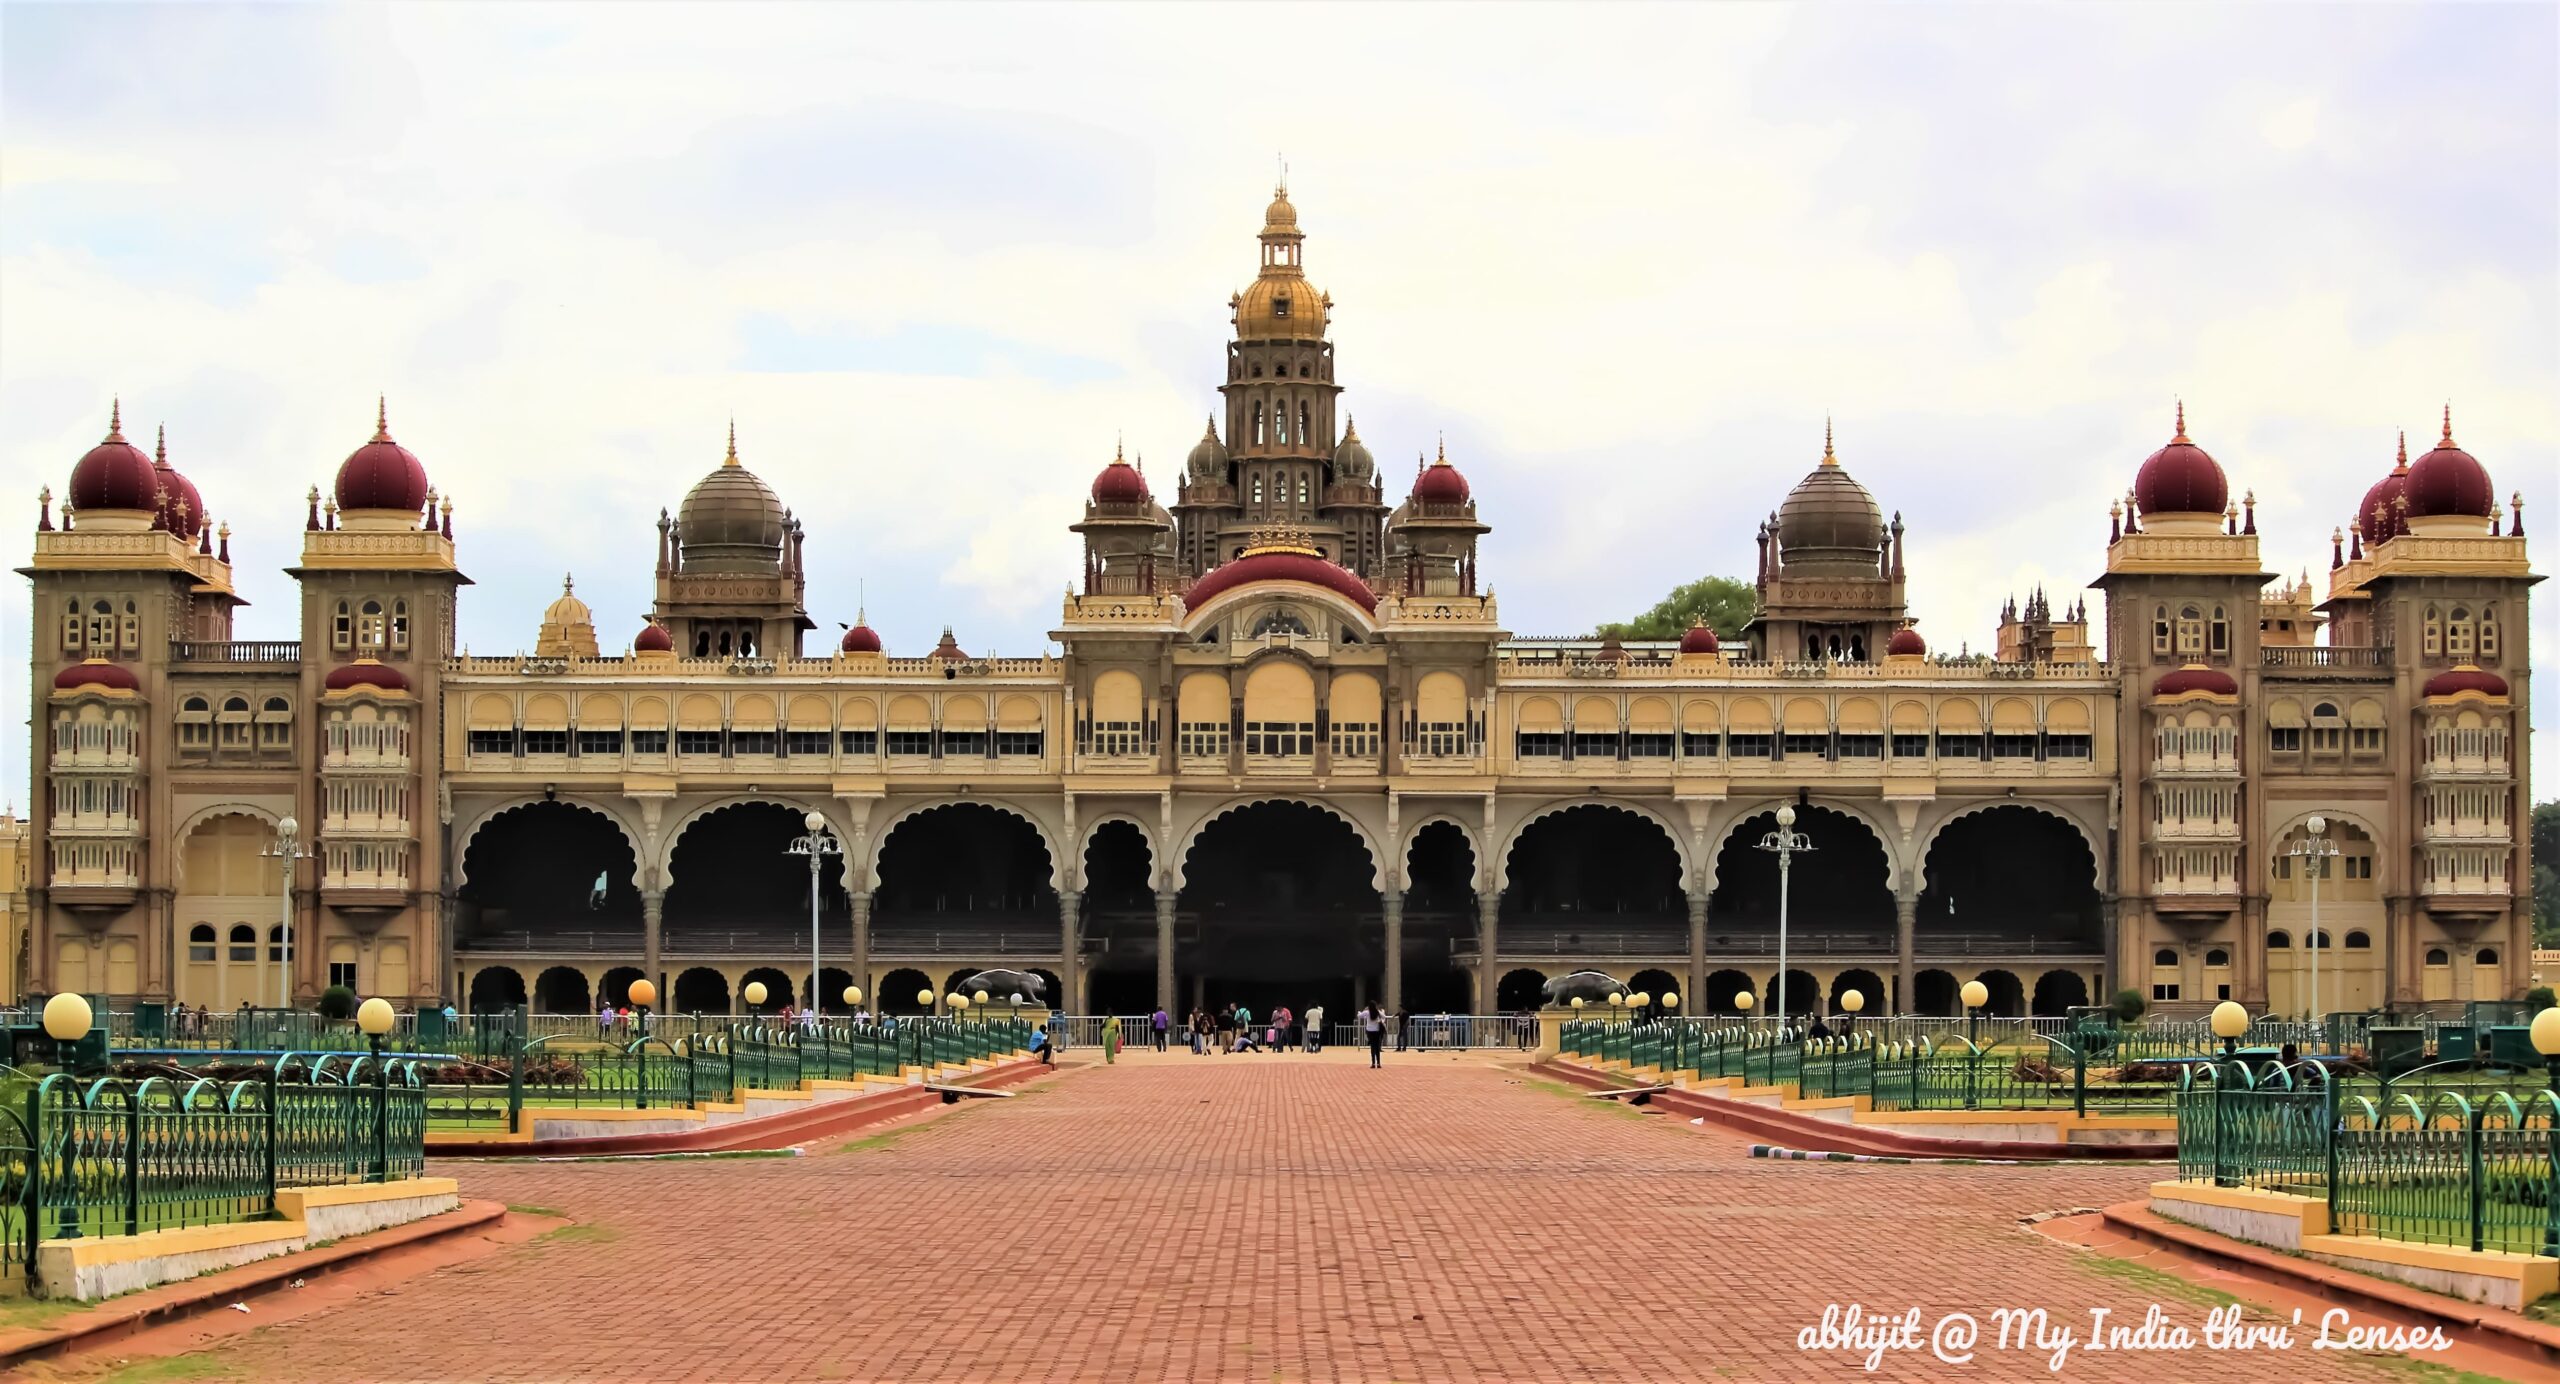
[2209,1000,2250,1187]
[1661,992,1681,1068]
[258,815,313,1009]
[914,987,936,1068]
[629,978,656,1040]
[357,997,396,1182]
[41,992,92,1071]
[1607,992,1625,1062]
[1960,979,1989,1048]
[2286,815,2340,1040]
[743,980,769,1020]
[1840,987,1865,1039]
[1758,806,1815,1029]
[787,811,841,1019]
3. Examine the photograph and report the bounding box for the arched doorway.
[1178,802,1378,1019]
[1703,968,1755,1014]
[1630,968,1680,1016]
[1918,808,2099,952]
[740,966,794,1013]
[1914,968,1958,1016]
[1079,820,1154,1015]
[469,965,526,1013]
[1973,969,2025,1018]
[2031,969,2088,1016]
[1709,805,1893,956]
[1501,806,1684,975]
[599,966,645,1009]
[1764,968,1820,1018]
[667,803,846,954]
[672,966,728,1015]
[1496,968,1549,1011]
[873,804,1055,963]
[533,966,591,1014]
[1830,968,1887,1015]
[878,968,933,1015]
[458,802,641,950]
[1404,821,1478,1012]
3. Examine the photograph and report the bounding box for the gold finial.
[2440,402,2455,446]
[1435,433,1446,466]
[155,424,167,466]
[1275,152,1287,197]
[562,572,575,596]
[1820,416,1837,467]
[374,395,391,442]
[2395,430,2408,469]
[104,396,126,443]
[1342,415,1358,442]
[2172,398,2188,444]
[1240,521,1321,557]
[724,418,739,466]
[1115,431,1124,464]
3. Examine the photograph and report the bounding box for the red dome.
[2132,403,2228,517]
[2422,666,2508,699]
[68,403,159,513]
[150,427,207,539]
[2152,664,2239,698]
[1090,449,1149,504]
[1887,627,1927,656]
[1412,453,1470,505]
[634,622,673,653]
[1186,550,1378,612]
[1678,623,1720,654]
[334,400,432,513]
[2405,408,2493,519]
[323,659,408,692]
[53,659,139,692]
[2357,433,2411,541]
[840,621,882,653]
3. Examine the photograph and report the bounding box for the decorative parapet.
[2102,530,2265,576]
[1377,593,1498,625]
[28,529,236,593]
[296,528,458,574]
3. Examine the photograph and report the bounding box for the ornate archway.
[1498,805,1684,957]
[1707,805,1893,953]
[457,801,643,950]
[1916,805,2100,952]
[1176,800,1379,1018]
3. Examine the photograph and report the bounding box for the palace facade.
[21,187,2539,1021]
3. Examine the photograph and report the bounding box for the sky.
[1,2,2553,800]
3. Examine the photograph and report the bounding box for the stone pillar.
[1059,891,1082,1014]
[1381,891,1404,1015]
[1686,893,1709,1011]
[1476,892,1500,1015]
[1155,890,1177,1013]
[1894,890,1918,1014]
[848,892,872,1004]
[642,891,664,993]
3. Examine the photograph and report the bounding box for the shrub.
[2110,989,2148,1024]
[317,985,359,1022]
[2527,986,2556,1012]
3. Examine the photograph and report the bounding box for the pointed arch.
[1494,797,1691,893]
[1698,796,1902,895]
[457,795,647,888]
[1174,795,1386,893]
[1398,811,1485,892]
[1913,798,2104,888]
[865,795,1063,892]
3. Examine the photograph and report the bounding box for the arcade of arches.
[447,792,2109,1019]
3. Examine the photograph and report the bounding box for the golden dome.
[1234,275,1329,341]
[1263,191,1298,232]
[542,573,593,626]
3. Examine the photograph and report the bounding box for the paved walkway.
[134,1054,2431,1382]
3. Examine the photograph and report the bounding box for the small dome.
[1186,531,1377,612]
[1263,190,1299,230]
[543,574,592,627]
[1412,443,1470,505]
[929,628,969,661]
[150,427,207,538]
[2422,665,2508,700]
[323,658,408,692]
[634,621,673,653]
[1774,424,1885,570]
[1090,443,1149,504]
[839,619,882,654]
[1332,418,1374,484]
[2153,663,2239,698]
[677,424,788,573]
[2357,432,2412,542]
[335,399,433,514]
[1887,627,1927,656]
[54,658,139,692]
[68,401,159,513]
[2132,402,2228,517]
[2405,407,2494,519]
[1678,622,1720,655]
[1187,418,1230,482]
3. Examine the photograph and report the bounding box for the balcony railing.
[2262,645,2392,669]
[172,640,303,664]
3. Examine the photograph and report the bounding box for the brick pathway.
[157,1054,2426,1382]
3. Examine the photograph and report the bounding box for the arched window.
[2268,931,2292,949]
[88,599,113,650]
[219,696,251,748]
[1298,401,1311,445]
[2476,948,2500,966]
[2424,947,2450,966]
[1253,401,1265,446]
[2422,605,2441,657]
[1251,475,1265,505]
[62,598,83,653]
[2176,605,2204,655]
[2447,606,2475,658]
[391,599,410,650]
[188,925,216,962]
[359,599,385,649]
[267,924,289,963]
[119,598,139,651]
[258,696,293,749]
[2208,605,2228,654]
[2205,948,2230,967]
[2479,604,2499,659]
[2344,931,2371,949]
[2152,947,2178,967]
[2152,605,2170,655]
[1274,401,1289,445]
[333,600,353,651]
[227,924,256,962]
[692,630,711,657]
[1297,475,1310,506]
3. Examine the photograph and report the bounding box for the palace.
[20,186,2539,1022]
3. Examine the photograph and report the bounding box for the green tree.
[2536,800,2560,946]
[317,984,358,1022]
[1595,575,1756,641]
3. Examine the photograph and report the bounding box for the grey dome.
[1332,416,1374,484]
[677,431,788,573]
[1186,417,1229,482]
[1775,438,1886,574]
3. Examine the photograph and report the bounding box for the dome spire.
[1342,415,1359,442]
[2172,398,2188,444]
[107,396,124,443]
[2440,401,2455,447]
[1821,416,1837,467]
[155,424,166,466]
[724,417,739,467]
[2396,429,2408,471]
[374,395,391,443]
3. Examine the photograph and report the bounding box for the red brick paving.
[136,1056,2435,1382]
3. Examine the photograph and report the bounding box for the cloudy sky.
[2,3,2552,798]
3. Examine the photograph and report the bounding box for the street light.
[1960,979,1989,1048]
[1733,990,1754,1020]
[629,978,657,1038]
[1840,988,1865,1039]
[41,992,91,1069]
[2286,815,2341,1037]
[744,980,768,1018]
[2533,1008,2560,1092]
[258,816,313,1008]
[2210,1000,2251,1064]
[357,997,396,1183]
[842,985,862,1010]
[787,810,842,1019]
[1758,806,1816,1029]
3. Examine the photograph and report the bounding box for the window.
[1298,475,1310,506]
[1890,733,1930,759]
[1244,722,1314,757]
[119,599,139,652]
[1934,734,1984,760]
[1181,723,1231,757]
[2152,606,2171,655]
[390,599,410,650]
[2269,727,2302,753]
[1251,475,1265,505]
[227,925,257,963]
[2176,605,2204,655]
[1835,734,1882,759]
[2267,931,2291,949]
[729,730,777,755]
[2208,605,2228,654]
[1726,733,1776,760]
[578,729,626,755]
[2424,947,2449,966]
[1415,722,1471,757]
[2206,948,2230,967]
[675,730,723,755]
[1253,402,1265,446]
[1515,731,1564,758]
[1780,732,1830,759]
[2422,606,2441,657]
[2447,606,2475,658]
[1298,402,1311,447]
[189,925,217,963]
[630,730,669,755]
[328,961,358,989]
[1088,721,1145,756]
[2480,606,2499,659]
[267,925,290,963]
[1625,732,1675,759]
[2477,948,2500,967]
[1989,734,2038,759]
[333,601,353,651]
[2045,734,2092,759]
[885,730,933,756]
[87,599,113,650]
[1328,723,1377,758]
[2349,726,2383,753]
[468,729,517,755]
[218,696,251,748]
[785,731,832,756]
[996,731,1043,757]
[837,729,877,756]
[1682,732,1722,759]
[938,730,988,757]
[2344,931,2371,949]
[1571,730,1623,759]
[62,598,82,653]
[179,696,213,750]
[521,729,568,755]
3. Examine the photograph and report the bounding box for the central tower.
[1175,184,1387,580]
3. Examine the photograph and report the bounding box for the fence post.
[506,1032,525,1135]
[2074,1041,2087,1119]
[637,1036,650,1111]
[123,1088,141,1237]
[374,1060,390,1185]
[264,1066,281,1212]
[2470,1102,2487,1255]
[2326,1078,2343,1236]
[2213,1080,2231,1188]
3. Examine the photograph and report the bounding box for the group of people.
[1160,1003,1335,1056]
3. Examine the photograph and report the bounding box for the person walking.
[598,999,614,1039]
[1150,1006,1170,1052]
[1362,1004,1386,1068]
[1395,1007,1413,1052]
[1101,1012,1122,1065]
[1304,1003,1324,1053]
